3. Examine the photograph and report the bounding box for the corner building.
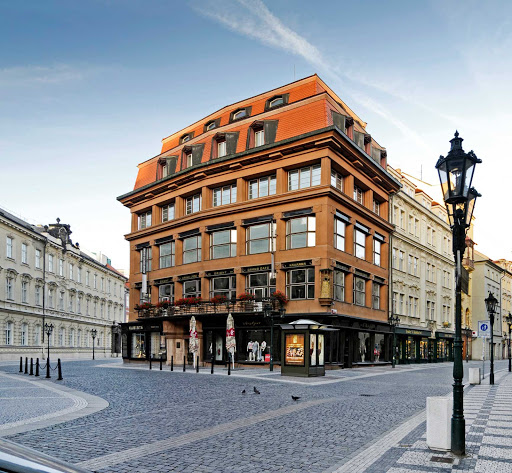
[118,75,400,368]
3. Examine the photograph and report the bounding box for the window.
[354,229,366,259]
[248,175,276,199]
[77,268,81,284]
[5,322,13,345]
[215,139,227,158]
[6,276,13,300]
[392,248,397,269]
[372,283,381,310]
[59,259,64,277]
[286,268,315,300]
[48,255,54,272]
[181,134,191,144]
[6,237,13,259]
[286,216,316,249]
[183,235,202,264]
[399,294,404,314]
[232,109,247,120]
[246,222,275,255]
[138,211,152,230]
[186,153,193,168]
[269,96,284,108]
[21,323,28,346]
[254,129,264,147]
[69,329,75,347]
[77,296,82,314]
[159,283,174,303]
[210,275,236,300]
[186,194,202,215]
[353,276,366,306]
[100,277,104,291]
[213,184,237,207]
[392,292,397,313]
[373,239,381,266]
[183,279,201,298]
[159,242,175,269]
[399,251,405,271]
[69,293,74,312]
[48,288,54,308]
[69,263,73,280]
[373,200,380,216]
[288,165,321,191]
[414,219,419,237]
[35,286,41,305]
[408,255,413,274]
[162,203,175,222]
[21,281,28,303]
[206,121,217,131]
[86,271,90,286]
[21,243,27,264]
[246,272,275,299]
[331,170,343,192]
[400,210,405,229]
[414,257,419,276]
[59,327,65,346]
[333,270,345,301]
[139,247,152,272]
[93,274,97,289]
[35,249,41,269]
[34,325,41,345]
[59,291,64,310]
[353,186,364,204]
[334,216,345,251]
[211,229,237,259]
[408,216,414,234]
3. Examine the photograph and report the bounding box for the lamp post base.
[451,417,466,455]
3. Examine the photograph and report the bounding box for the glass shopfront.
[420,339,429,362]
[406,337,417,362]
[241,329,271,362]
[132,333,146,358]
[437,340,447,360]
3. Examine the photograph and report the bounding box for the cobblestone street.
[2,359,510,472]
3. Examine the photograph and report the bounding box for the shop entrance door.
[215,333,224,361]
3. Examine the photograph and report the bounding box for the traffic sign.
[478,320,491,338]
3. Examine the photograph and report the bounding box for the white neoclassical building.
[0,208,127,360]
[388,167,456,363]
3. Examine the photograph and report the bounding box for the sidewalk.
[327,368,512,472]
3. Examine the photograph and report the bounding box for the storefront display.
[285,334,305,366]
[132,333,145,358]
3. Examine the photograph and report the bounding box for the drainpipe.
[41,235,48,358]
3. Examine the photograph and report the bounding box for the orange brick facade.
[119,75,400,368]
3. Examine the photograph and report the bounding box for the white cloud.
[0,64,93,88]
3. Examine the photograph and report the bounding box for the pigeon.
[253,386,260,394]
[241,389,246,394]
[291,395,301,401]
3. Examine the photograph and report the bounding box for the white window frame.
[6,237,13,259]
[21,243,28,264]
[248,175,276,199]
[213,184,237,207]
[286,216,316,249]
[288,164,321,191]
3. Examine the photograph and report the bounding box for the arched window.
[233,109,246,120]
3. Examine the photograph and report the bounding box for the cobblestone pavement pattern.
[1,359,511,472]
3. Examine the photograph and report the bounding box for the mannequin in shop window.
[247,340,254,361]
[260,340,267,361]
[360,340,366,362]
[253,340,260,362]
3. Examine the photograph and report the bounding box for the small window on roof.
[182,135,191,143]
[206,122,216,131]
[269,97,284,108]
[233,109,246,120]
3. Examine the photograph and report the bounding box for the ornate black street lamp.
[389,314,400,368]
[44,323,54,379]
[263,301,285,372]
[506,313,512,373]
[91,329,98,360]
[436,131,481,456]
[485,292,498,385]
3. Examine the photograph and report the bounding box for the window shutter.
[191,144,204,166]
[331,111,346,133]
[353,131,364,149]
[263,120,278,145]
[166,156,178,175]
[225,132,239,155]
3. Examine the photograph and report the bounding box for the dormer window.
[265,94,289,111]
[255,129,264,147]
[233,109,246,120]
[206,122,216,131]
[230,106,251,123]
[247,120,278,149]
[269,97,283,108]
[186,153,193,167]
[217,140,227,158]
[204,118,221,132]
[180,133,194,144]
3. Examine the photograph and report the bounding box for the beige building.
[388,167,455,363]
[0,208,127,360]
[494,259,512,358]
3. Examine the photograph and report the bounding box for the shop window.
[310,333,324,366]
[246,222,276,255]
[246,272,275,299]
[211,229,237,259]
[183,235,202,264]
[288,164,321,191]
[159,283,174,303]
[162,203,175,222]
[354,229,366,259]
[331,170,343,192]
[183,279,201,298]
[186,193,202,215]
[286,268,315,300]
[248,175,276,199]
[138,211,152,230]
[333,270,345,301]
[372,283,381,310]
[353,276,366,306]
[132,333,146,358]
[285,334,305,366]
[159,242,175,269]
[210,275,236,300]
[139,247,152,272]
[213,184,237,207]
[286,216,316,249]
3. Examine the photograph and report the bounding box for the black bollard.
[24,357,28,374]
[35,358,40,377]
[183,356,186,372]
[228,358,231,376]
[30,358,33,376]
[149,357,152,370]
[46,358,51,379]
[171,355,174,371]
[196,356,199,373]
[160,355,163,371]
[211,354,214,374]
[19,357,23,373]
[57,359,63,381]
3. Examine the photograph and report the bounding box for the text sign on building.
[478,321,491,338]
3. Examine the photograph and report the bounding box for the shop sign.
[129,325,144,331]
[281,260,312,269]
[205,269,234,278]
[155,277,173,285]
[242,265,271,274]
[437,332,454,339]
[395,328,431,337]
[178,273,199,282]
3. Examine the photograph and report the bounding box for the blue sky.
[1,0,511,270]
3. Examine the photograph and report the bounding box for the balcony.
[462,257,475,271]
